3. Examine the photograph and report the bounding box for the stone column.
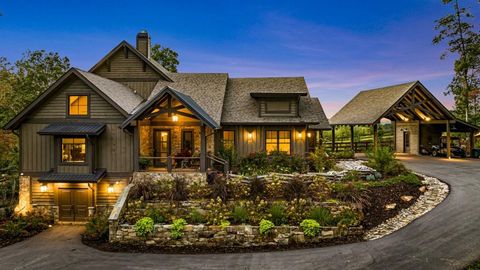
[14,175,32,215]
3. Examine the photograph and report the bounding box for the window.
[62,138,86,163]
[223,130,235,149]
[265,100,291,114]
[265,130,291,154]
[68,95,88,116]
[182,131,194,152]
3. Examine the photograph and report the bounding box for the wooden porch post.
[373,124,379,150]
[446,120,451,159]
[350,125,355,151]
[133,122,139,171]
[200,124,206,172]
[331,126,336,152]
[470,131,475,157]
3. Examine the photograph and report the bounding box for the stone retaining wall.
[111,224,363,247]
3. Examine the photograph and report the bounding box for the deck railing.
[139,155,229,174]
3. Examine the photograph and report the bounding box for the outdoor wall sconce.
[247,132,253,143]
[40,183,48,192]
[172,114,179,122]
[107,184,114,193]
[297,132,303,139]
[307,132,312,138]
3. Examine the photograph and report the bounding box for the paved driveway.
[1,156,479,270]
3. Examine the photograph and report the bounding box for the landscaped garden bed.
[0,208,53,248]
[82,148,448,253]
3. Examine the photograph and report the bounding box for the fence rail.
[323,140,394,153]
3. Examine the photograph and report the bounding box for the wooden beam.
[331,126,336,152]
[200,125,206,172]
[446,120,451,159]
[350,125,355,151]
[373,124,379,150]
[167,96,172,117]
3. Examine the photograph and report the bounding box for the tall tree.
[151,44,179,72]
[433,0,480,124]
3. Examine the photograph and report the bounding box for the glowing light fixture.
[307,132,312,138]
[152,108,160,113]
[40,183,48,192]
[172,114,179,122]
[107,184,114,193]
[415,109,431,121]
[396,113,409,122]
[297,132,303,138]
[247,132,253,142]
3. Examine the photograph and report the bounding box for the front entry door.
[153,130,171,167]
[403,131,410,153]
[59,188,89,221]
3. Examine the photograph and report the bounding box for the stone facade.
[14,175,32,215]
[395,121,420,155]
[111,224,363,247]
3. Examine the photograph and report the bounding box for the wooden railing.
[323,140,394,153]
[207,154,229,175]
[139,155,229,174]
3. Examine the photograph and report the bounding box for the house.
[330,81,479,156]
[3,31,330,222]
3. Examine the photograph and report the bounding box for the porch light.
[247,132,253,142]
[107,184,114,193]
[307,132,312,138]
[40,183,48,192]
[172,114,179,122]
[396,113,409,122]
[297,132,303,139]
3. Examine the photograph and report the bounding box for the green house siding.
[98,124,134,173]
[20,123,54,173]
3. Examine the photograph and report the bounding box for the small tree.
[151,44,179,73]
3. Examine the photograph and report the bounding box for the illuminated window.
[68,95,88,116]
[62,138,86,162]
[265,130,291,154]
[223,130,235,149]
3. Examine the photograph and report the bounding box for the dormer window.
[265,100,291,114]
[68,95,89,116]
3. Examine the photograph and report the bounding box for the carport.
[330,81,480,158]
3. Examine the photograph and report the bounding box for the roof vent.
[136,31,151,58]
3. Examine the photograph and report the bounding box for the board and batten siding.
[259,99,298,117]
[96,178,128,206]
[226,125,307,157]
[31,179,54,206]
[30,78,124,119]
[21,123,54,172]
[93,48,161,80]
[57,165,90,174]
[120,81,158,99]
[98,124,134,173]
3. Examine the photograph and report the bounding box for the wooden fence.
[323,140,394,153]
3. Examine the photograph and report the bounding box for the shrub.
[84,212,109,241]
[268,204,287,226]
[170,218,187,239]
[210,174,228,201]
[218,146,238,169]
[265,175,285,199]
[336,209,359,227]
[309,207,335,226]
[286,198,311,224]
[307,176,331,201]
[231,206,248,224]
[300,219,321,237]
[138,158,152,170]
[130,177,158,200]
[169,175,188,201]
[283,176,310,200]
[333,182,371,210]
[343,170,361,182]
[366,147,407,177]
[227,177,250,200]
[309,146,335,172]
[134,217,154,237]
[249,176,266,199]
[4,220,26,238]
[188,209,205,224]
[239,152,269,176]
[220,220,230,230]
[332,150,355,160]
[391,173,422,186]
[259,219,275,235]
[204,197,230,225]
[144,207,165,224]
[244,198,269,224]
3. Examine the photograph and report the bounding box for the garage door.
[59,188,89,221]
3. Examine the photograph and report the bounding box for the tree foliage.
[151,43,179,73]
[433,0,480,124]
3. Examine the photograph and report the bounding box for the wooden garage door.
[59,188,89,221]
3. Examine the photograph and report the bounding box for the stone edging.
[363,174,449,240]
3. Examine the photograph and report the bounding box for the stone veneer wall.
[395,121,420,155]
[111,224,363,247]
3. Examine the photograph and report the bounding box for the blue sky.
[1,0,479,117]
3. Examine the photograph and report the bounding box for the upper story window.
[265,100,291,114]
[265,130,291,154]
[62,138,86,163]
[223,130,235,149]
[68,95,89,116]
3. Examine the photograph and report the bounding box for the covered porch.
[122,86,228,173]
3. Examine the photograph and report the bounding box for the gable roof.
[221,77,323,125]
[149,73,229,125]
[4,68,143,130]
[123,86,220,129]
[329,81,455,125]
[308,98,331,130]
[88,41,173,82]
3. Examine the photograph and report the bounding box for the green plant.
[333,182,371,210]
[188,209,205,224]
[259,219,275,235]
[210,174,228,201]
[134,217,154,237]
[204,197,230,225]
[283,176,310,200]
[300,219,321,237]
[309,207,335,226]
[366,147,407,177]
[309,146,335,172]
[239,152,269,176]
[170,218,187,239]
[4,220,26,238]
[84,212,109,241]
[138,158,152,170]
[169,175,188,201]
[286,198,311,224]
[227,177,250,200]
[343,170,361,182]
[145,206,165,224]
[336,209,359,227]
[220,220,230,230]
[231,206,248,224]
[391,173,422,186]
[130,177,159,200]
[268,204,287,226]
[307,176,331,201]
[332,150,355,160]
[218,146,238,169]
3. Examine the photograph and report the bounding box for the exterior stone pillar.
[14,175,32,215]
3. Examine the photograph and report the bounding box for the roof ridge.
[359,81,418,93]
[229,76,305,79]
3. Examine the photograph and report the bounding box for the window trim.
[264,129,292,155]
[181,130,195,152]
[59,137,88,165]
[222,130,236,150]
[67,94,90,118]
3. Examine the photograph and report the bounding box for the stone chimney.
[136,30,151,58]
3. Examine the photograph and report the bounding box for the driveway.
[1,156,479,270]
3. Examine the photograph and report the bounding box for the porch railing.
[323,140,394,153]
[139,155,229,174]
[207,154,229,175]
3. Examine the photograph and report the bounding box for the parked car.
[429,136,467,158]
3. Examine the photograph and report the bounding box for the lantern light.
[307,132,312,138]
[172,114,179,122]
[107,184,114,193]
[40,183,48,192]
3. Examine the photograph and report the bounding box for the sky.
[1,0,480,117]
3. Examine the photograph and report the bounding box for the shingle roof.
[329,81,417,125]
[149,73,229,124]
[76,69,144,114]
[221,77,324,125]
[39,168,106,183]
[308,98,331,130]
[38,123,106,136]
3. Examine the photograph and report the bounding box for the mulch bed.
[361,182,422,230]
[0,228,47,248]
